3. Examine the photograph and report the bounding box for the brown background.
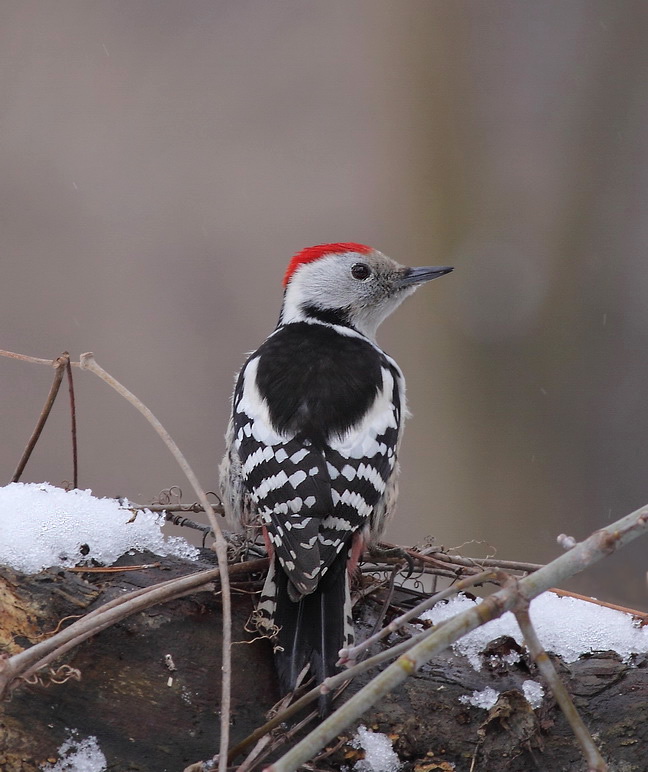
[1,1,647,606]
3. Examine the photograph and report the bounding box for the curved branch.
[268,502,648,772]
[78,352,233,772]
[11,352,69,482]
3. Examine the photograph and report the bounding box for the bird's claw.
[367,544,416,580]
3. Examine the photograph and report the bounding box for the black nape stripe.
[301,304,353,329]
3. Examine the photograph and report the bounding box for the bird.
[219,242,452,710]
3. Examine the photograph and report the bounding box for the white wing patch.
[330,367,398,458]
[235,357,287,448]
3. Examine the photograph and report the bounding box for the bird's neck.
[278,299,380,341]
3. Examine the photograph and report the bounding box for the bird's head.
[280,242,453,339]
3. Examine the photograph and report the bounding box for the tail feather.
[269,552,353,713]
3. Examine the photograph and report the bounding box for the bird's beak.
[397,265,454,288]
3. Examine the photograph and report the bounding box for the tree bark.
[1,554,645,771]
[0,551,274,772]
[330,637,647,771]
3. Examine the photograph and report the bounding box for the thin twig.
[267,502,648,772]
[474,557,543,572]
[78,352,232,772]
[4,346,233,767]
[65,563,162,573]
[515,604,607,771]
[366,564,401,638]
[147,503,223,514]
[163,513,214,537]
[0,348,79,367]
[65,357,78,489]
[339,569,495,666]
[548,587,648,624]
[12,352,69,483]
[402,544,543,575]
[363,563,465,581]
[127,504,215,537]
[404,551,486,577]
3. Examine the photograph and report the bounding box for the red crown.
[283,243,373,287]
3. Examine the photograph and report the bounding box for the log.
[0,551,275,771]
[329,639,648,771]
[1,553,645,771]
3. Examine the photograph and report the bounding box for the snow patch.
[351,725,401,772]
[0,482,199,573]
[459,681,544,710]
[41,733,107,771]
[459,686,500,710]
[522,679,545,709]
[497,650,521,666]
[422,592,648,669]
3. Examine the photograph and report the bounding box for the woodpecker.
[219,242,452,707]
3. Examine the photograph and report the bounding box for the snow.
[496,650,521,666]
[459,681,544,711]
[522,679,545,709]
[0,482,199,574]
[351,725,401,772]
[422,592,648,669]
[459,686,500,710]
[40,734,107,772]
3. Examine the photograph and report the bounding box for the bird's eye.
[351,263,371,280]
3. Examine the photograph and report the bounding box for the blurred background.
[1,1,647,607]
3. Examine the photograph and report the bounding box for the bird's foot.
[366,543,416,579]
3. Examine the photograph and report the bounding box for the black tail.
[273,553,349,714]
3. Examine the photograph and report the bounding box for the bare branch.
[0,348,79,367]
[65,356,78,488]
[339,569,496,666]
[515,604,607,771]
[78,352,233,772]
[267,502,648,772]
[404,544,543,574]
[12,352,69,483]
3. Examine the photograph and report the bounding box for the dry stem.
[78,352,232,772]
[11,352,69,483]
[1,347,235,772]
[267,502,648,772]
[515,604,607,772]
[65,356,78,488]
